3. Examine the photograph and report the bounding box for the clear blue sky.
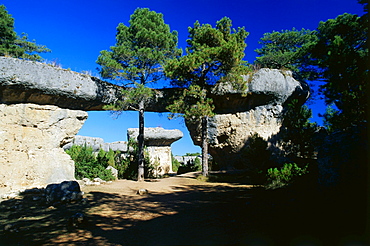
[2,0,365,155]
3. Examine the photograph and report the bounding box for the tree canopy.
[254,28,317,80]
[0,5,50,61]
[166,17,248,89]
[255,10,368,131]
[97,8,181,85]
[310,13,368,129]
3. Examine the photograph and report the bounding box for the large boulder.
[187,69,309,169]
[0,103,87,194]
[45,180,83,205]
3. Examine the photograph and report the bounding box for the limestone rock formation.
[127,127,183,146]
[0,57,121,110]
[187,69,309,168]
[0,57,169,112]
[0,103,87,194]
[63,135,128,152]
[128,127,183,175]
[0,56,310,174]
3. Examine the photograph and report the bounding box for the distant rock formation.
[0,103,87,193]
[63,135,128,152]
[128,127,183,175]
[65,128,183,176]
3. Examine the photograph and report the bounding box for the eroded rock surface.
[63,135,128,152]
[128,127,183,174]
[0,103,87,193]
[0,57,121,110]
[187,69,309,168]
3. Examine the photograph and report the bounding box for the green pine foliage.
[65,145,115,181]
[255,10,368,131]
[310,13,368,130]
[165,17,249,176]
[66,140,156,181]
[115,139,154,180]
[0,5,50,61]
[280,99,318,159]
[241,133,272,173]
[97,8,181,83]
[177,157,202,175]
[254,28,317,80]
[171,153,181,172]
[266,163,309,189]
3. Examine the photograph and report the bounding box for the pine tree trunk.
[201,116,209,177]
[137,100,145,182]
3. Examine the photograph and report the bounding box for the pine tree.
[165,17,248,176]
[97,8,180,181]
[0,5,50,61]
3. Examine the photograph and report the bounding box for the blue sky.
[1,0,365,155]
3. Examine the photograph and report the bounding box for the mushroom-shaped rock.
[127,127,183,175]
[127,127,183,146]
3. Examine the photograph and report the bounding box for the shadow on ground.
[0,176,368,245]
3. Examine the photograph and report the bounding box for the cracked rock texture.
[0,103,87,193]
[187,69,309,169]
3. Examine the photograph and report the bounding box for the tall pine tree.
[97,8,181,181]
[165,17,248,176]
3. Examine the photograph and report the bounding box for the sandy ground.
[0,172,367,245]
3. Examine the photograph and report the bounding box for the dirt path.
[0,172,365,245]
[1,173,261,245]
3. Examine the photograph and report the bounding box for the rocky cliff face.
[0,103,87,193]
[187,69,309,168]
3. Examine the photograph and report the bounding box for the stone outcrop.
[0,103,87,193]
[63,135,128,152]
[128,127,183,175]
[0,57,121,111]
[187,69,309,168]
[0,57,306,114]
[127,127,183,146]
[45,180,83,205]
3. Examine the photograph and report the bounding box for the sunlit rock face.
[127,127,183,175]
[187,69,309,169]
[63,135,128,152]
[0,103,87,194]
[0,57,121,110]
[0,57,170,112]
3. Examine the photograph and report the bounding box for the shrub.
[171,153,181,172]
[115,139,154,180]
[266,163,309,189]
[65,145,115,181]
[177,157,201,174]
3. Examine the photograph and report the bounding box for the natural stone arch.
[0,57,309,194]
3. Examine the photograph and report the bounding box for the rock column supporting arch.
[0,103,87,194]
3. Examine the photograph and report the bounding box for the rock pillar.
[0,103,87,194]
